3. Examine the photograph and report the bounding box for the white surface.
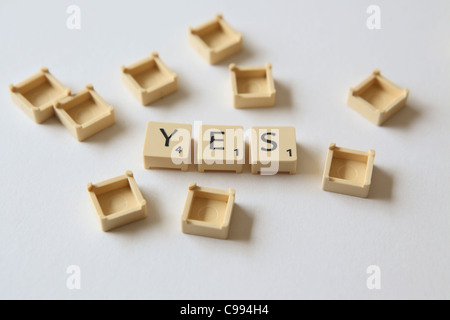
[0,0,449,300]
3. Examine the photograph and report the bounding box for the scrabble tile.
[250,126,297,175]
[87,171,147,232]
[54,84,115,141]
[189,14,242,65]
[181,183,235,239]
[322,143,376,198]
[347,70,409,125]
[197,124,244,173]
[230,63,276,108]
[121,52,178,105]
[9,67,71,123]
[143,121,192,171]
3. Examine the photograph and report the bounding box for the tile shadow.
[229,204,254,242]
[82,120,126,145]
[369,166,393,200]
[382,102,421,129]
[296,143,322,176]
[274,80,293,110]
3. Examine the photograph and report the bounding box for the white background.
[0,0,449,300]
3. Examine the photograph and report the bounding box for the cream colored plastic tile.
[197,124,244,173]
[88,171,147,232]
[347,70,409,125]
[9,67,71,123]
[121,52,178,105]
[143,121,192,171]
[322,143,376,198]
[181,183,235,240]
[250,126,297,175]
[230,63,276,108]
[54,84,115,141]
[189,14,242,65]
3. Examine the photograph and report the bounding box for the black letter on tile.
[210,131,225,150]
[261,132,277,152]
[160,129,178,147]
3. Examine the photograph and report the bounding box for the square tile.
[197,124,245,173]
[88,171,147,232]
[181,183,235,239]
[122,52,178,105]
[189,14,242,64]
[54,84,115,141]
[347,70,409,125]
[143,121,192,171]
[230,63,276,108]
[322,143,376,198]
[9,67,71,123]
[250,126,297,175]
